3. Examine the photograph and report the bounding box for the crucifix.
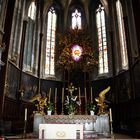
[66,83,77,95]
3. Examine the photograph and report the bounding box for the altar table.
[39,124,83,139]
[33,114,110,139]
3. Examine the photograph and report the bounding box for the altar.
[33,114,110,139]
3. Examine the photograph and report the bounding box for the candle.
[85,87,87,103]
[91,86,93,103]
[62,88,64,103]
[48,88,51,103]
[109,108,112,122]
[78,87,81,101]
[25,108,27,121]
[55,88,57,103]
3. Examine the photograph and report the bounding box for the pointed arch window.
[96,5,108,74]
[71,9,81,29]
[45,7,57,76]
[8,0,25,66]
[116,0,128,69]
[23,1,36,72]
[28,1,36,20]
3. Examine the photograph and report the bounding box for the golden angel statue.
[95,86,110,115]
[30,94,47,115]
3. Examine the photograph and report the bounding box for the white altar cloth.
[33,114,110,138]
[39,124,83,139]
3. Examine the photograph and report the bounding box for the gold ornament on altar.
[66,83,77,94]
[95,86,110,115]
[56,28,98,72]
[30,94,47,115]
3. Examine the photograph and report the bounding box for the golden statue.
[30,94,47,115]
[95,86,110,115]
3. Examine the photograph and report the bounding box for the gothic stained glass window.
[116,0,128,69]
[8,0,25,66]
[72,9,81,29]
[96,5,108,74]
[45,7,57,75]
[23,1,36,72]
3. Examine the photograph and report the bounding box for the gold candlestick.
[91,86,93,103]
[109,108,112,122]
[54,88,57,115]
[79,87,81,100]
[78,87,81,115]
[85,87,87,103]
[109,108,114,138]
[48,88,51,103]
[61,87,64,115]
[85,87,88,115]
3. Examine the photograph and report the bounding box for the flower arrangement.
[56,28,98,72]
[86,102,96,112]
[65,95,81,115]
[47,102,54,111]
[65,83,81,115]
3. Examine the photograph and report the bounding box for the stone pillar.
[33,113,44,138]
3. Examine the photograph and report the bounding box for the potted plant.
[65,95,81,116]
[47,102,54,115]
[86,103,96,115]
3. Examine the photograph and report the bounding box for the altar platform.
[33,114,110,139]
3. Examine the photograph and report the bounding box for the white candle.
[85,87,87,103]
[55,88,57,103]
[62,88,64,103]
[109,108,112,122]
[49,88,51,103]
[91,86,93,103]
[78,87,81,101]
[25,108,27,121]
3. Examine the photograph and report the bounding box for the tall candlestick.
[91,86,93,103]
[78,87,81,101]
[62,87,64,103]
[54,88,57,115]
[55,88,57,103]
[109,108,112,122]
[85,87,87,103]
[48,88,51,103]
[25,108,27,121]
[84,87,88,114]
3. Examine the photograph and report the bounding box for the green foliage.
[47,102,54,111]
[86,103,96,111]
[65,100,78,114]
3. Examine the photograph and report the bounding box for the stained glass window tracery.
[45,7,57,76]
[116,0,128,69]
[72,9,81,29]
[96,5,108,74]
[23,1,36,72]
[28,1,36,20]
